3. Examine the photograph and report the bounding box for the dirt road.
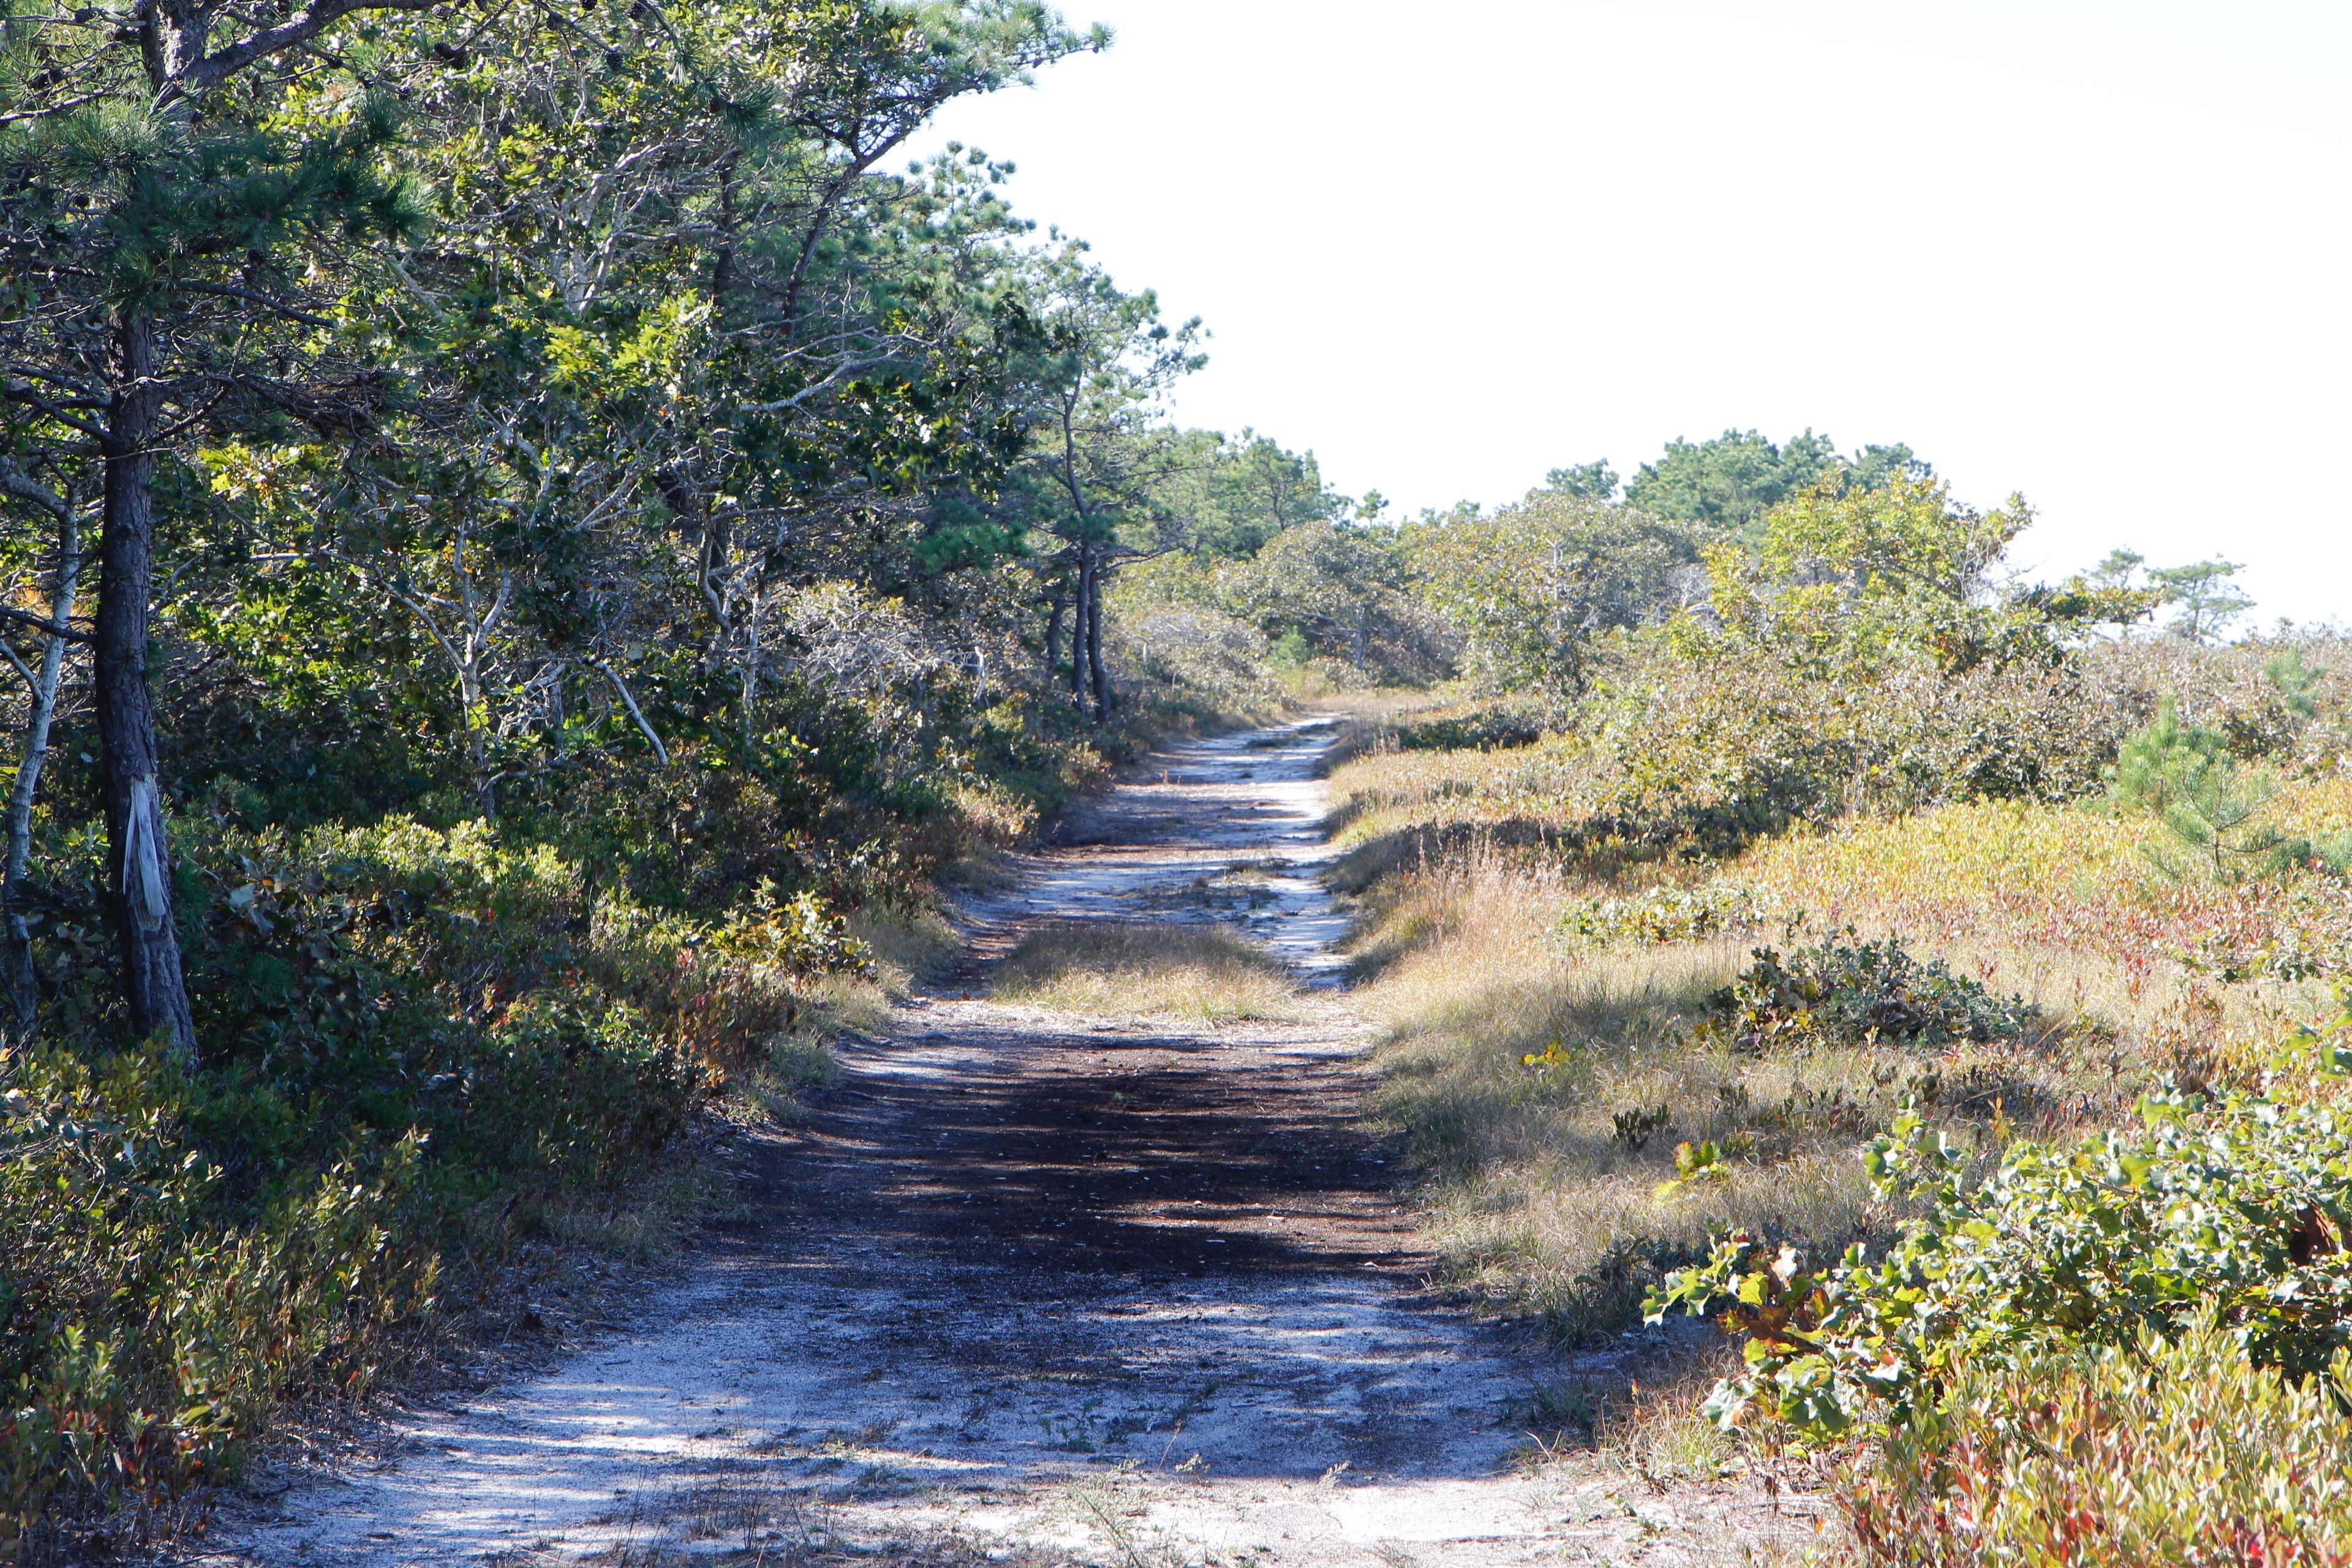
[212,720,1799,1567]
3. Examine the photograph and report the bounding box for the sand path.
[211,719,1806,1567]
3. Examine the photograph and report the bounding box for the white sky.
[911,1,2352,627]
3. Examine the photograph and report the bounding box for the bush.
[1387,706,1547,754]
[1,1047,434,1559]
[1696,932,2040,1055]
[2110,696,2352,883]
[1836,1314,2352,1566]
[0,813,878,1556]
[1558,880,1771,947]
[1649,1038,2352,1443]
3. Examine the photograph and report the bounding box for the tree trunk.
[97,309,196,1058]
[1085,554,1112,723]
[458,660,496,816]
[2,492,80,1042]
[1068,559,1092,717]
[1044,592,1065,679]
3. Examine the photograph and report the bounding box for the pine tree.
[2109,696,2285,881]
[3,0,431,1054]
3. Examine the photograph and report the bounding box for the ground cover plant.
[1831,1314,2352,1566]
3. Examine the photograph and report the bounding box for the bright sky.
[911,1,2352,628]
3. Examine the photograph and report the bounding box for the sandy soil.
[202,719,1825,1568]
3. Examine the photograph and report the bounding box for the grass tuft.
[988,919,1306,1024]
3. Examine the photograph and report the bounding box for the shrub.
[1387,706,1547,754]
[2110,696,2352,883]
[1,1047,434,1559]
[1649,1038,2352,1443]
[1558,880,1770,947]
[1835,1314,2352,1567]
[1696,932,2040,1055]
[0,813,879,1556]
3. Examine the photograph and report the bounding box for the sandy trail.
[210,719,1807,1567]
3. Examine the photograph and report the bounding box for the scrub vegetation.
[0,1,1371,1555]
[0,0,2334,1555]
[1316,438,2352,1561]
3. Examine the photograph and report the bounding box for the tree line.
[0,0,1385,1055]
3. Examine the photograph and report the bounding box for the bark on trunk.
[1085,555,1112,723]
[1069,559,1092,717]
[1044,592,1065,679]
[97,309,196,1057]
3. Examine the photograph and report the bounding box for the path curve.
[211,720,1713,1567]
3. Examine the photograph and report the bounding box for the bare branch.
[591,660,669,766]
[175,0,440,96]
[0,606,90,644]
[0,92,107,126]
[0,458,72,526]
[173,280,337,328]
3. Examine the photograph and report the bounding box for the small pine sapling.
[2108,696,2346,880]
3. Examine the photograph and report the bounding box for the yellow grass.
[1345,780,2346,1340]
[989,919,1307,1024]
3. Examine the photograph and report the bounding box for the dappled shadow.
[742,1011,1411,1285]
[220,719,1569,1568]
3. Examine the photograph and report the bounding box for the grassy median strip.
[989,920,1308,1025]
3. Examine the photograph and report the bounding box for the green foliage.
[1611,1102,1673,1151]
[2147,559,2256,644]
[2109,696,2346,880]
[1558,880,1767,947]
[1834,1314,2352,1566]
[1623,429,1936,541]
[1623,428,1843,535]
[1381,706,1547,753]
[1695,932,2040,1055]
[0,807,886,1550]
[1406,492,1702,695]
[2267,646,2323,720]
[2089,551,2259,644]
[0,0,1292,1550]
[1213,520,1446,682]
[1703,473,2039,677]
[2108,696,2228,817]
[1543,459,1619,501]
[1164,430,1346,558]
[1649,1038,2352,1444]
[1,1046,434,1559]
[2222,647,2331,760]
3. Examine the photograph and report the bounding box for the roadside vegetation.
[0,0,2332,1553]
[1314,433,2352,1560]
[0,2,1391,1557]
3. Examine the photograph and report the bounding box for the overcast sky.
[910,1,2351,627]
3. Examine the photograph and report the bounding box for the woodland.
[2,0,2350,1561]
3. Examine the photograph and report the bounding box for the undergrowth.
[1332,636,2352,1556]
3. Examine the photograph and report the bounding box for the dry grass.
[1344,782,2345,1340]
[988,919,1307,1024]
[1354,854,1880,1337]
